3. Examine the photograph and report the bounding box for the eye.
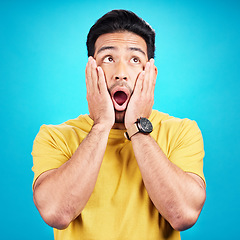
[130,57,140,64]
[103,56,114,63]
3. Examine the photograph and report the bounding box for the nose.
[114,61,128,81]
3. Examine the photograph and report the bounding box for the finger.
[97,66,107,94]
[151,65,158,96]
[134,70,145,95]
[148,58,156,94]
[91,58,98,93]
[143,61,150,94]
[86,57,93,93]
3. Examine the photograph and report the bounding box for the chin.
[115,110,125,123]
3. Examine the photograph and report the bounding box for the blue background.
[1,0,239,239]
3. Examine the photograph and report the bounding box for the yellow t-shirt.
[32,110,205,240]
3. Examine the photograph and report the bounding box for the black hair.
[86,9,155,59]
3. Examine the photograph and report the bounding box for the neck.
[88,115,126,130]
[112,122,126,130]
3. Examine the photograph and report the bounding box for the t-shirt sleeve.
[168,119,205,183]
[31,125,71,188]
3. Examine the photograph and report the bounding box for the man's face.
[94,31,148,123]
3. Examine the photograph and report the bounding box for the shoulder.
[151,110,199,129]
[35,114,93,142]
[150,110,203,142]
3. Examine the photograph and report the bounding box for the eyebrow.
[97,46,116,54]
[128,47,146,56]
[96,46,146,56]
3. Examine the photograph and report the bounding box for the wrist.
[89,114,114,132]
[124,117,153,140]
[92,122,112,134]
[125,121,135,131]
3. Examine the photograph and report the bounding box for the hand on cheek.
[124,58,157,129]
[85,57,115,130]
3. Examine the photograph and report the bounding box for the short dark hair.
[86,10,155,59]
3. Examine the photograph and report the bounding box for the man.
[32,10,206,240]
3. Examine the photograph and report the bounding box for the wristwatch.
[124,117,153,140]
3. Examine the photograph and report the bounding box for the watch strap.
[124,123,139,140]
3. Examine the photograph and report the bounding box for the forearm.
[33,123,110,229]
[131,133,206,231]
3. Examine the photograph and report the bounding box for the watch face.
[139,118,153,133]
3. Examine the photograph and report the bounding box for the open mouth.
[113,91,128,106]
